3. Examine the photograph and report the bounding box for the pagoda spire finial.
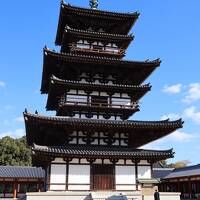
[90,0,98,9]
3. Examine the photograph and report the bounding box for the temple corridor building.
[23,1,183,199]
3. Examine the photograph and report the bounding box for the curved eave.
[62,26,134,49]
[56,3,139,45]
[24,112,183,147]
[24,112,183,129]
[41,48,160,93]
[32,144,174,161]
[46,76,151,110]
[61,3,139,19]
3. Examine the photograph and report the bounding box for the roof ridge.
[33,143,173,153]
[65,25,134,38]
[50,75,151,89]
[0,166,41,169]
[44,47,161,65]
[61,2,139,18]
[24,111,183,125]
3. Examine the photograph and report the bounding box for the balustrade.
[70,43,125,56]
[63,98,136,109]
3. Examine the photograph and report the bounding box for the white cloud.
[14,117,24,122]
[183,83,200,103]
[0,129,25,139]
[163,84,182,94]
[0,81,5,87]
[141,142,163,150]
[142,130,198,150]
[167,130,197,142]
[184,106,200,124]
[161,113,180,120]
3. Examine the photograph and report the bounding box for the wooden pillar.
[177,179,180,192]
[37,180,41,192]
[13,181,17,199]
[135,162,138,191]
[188,178,192,199]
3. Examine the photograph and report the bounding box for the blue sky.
[0,0,200,165]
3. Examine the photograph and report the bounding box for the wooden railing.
[70,44,125,56]
[63,101,137,110]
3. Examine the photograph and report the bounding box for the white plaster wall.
[91,139,98,145]
[50,164,66,184]
[73,114,79,118]
[68,185,90,190]
[68,165,90,185]
[122,93,129,98]
[110,116,115,120]
[70,159,79,164]
[69,138,77,144]
[100,139,107,145]
[80,159,89,164]
[112,93,121,97]
[126,160,133,165]
[139,160,149,165]
[50,185,66,191]
[115,166,136,185]
[100,92,108,96]
[91,91,99,95]
[78,90,86,95]
[69,89,76,94]
[113,140,119,145]
[138,166,151,179]
[92,115,98,119]
[116,160,125,165]
[80,114,87,119]
[116,116,121,120]
[80,79,87,83]
[78,138,85,144]
[116,185,136,191]
[103,159,112,164]
[94,159,102,164]
[52,158,66,163]
[121,140,127,146]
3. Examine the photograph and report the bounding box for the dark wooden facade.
[0,166,44,199]
[157,165,200,199]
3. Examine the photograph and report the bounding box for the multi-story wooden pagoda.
[24,0,183,198]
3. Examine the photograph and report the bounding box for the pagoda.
[24,0,183,199]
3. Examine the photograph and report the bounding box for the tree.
[168,160,190,169]
[0,136,32,166]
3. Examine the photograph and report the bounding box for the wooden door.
[92,164,115,190]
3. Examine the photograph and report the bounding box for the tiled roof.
[33,144,174,160]
[0,166,44,179]
[153,168,174,179]
[61,3,139,18]
[24,112,183,147]
[56,3,139,45]
[50,75,151,90]
[65,26,134,40]
[41,48,160,93]
[164,164,200,179]
[44,48,161,66]
[24,112,183,130]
